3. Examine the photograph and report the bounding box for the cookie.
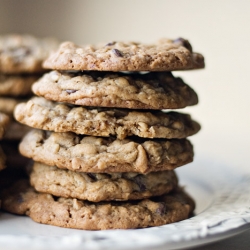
[0,112,10,139]
[14,97,200,139]
[43,38,204,72]
[0,97,21,115]
[3,121,31,140]
[19,129,193,173]
[1,140,31,169]
[32,71,198,110]
[0,179,195,230]
[0,74,39,96]
[0,34,58,74]
[30,162,178,202]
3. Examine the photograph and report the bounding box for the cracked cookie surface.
[14,97,200,139]
[19,129,194,173]
[43,38,204,72]
[32,71,198,109]
[0,179,195,230]
[30,162,178,202]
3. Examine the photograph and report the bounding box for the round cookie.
[43,38,204,72]
[19,129,194,173]
[30,162,178,202]
[14,97,200,139]
[0,179,195,230]
[0,34,58,74]
[32,71,198,110]
[0,74,39,96]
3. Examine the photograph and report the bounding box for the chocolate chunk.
[106,42,116,46]
[87,173,97,181]
[112,49,123,57]
[173,38,193,52]
[66,89,77,94]
[134,175,146,191]
[155,202,166,215]
[16,194,24,204]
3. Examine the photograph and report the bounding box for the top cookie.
[43,38,204,72]
[0,34,58,74]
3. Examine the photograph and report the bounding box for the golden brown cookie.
[0,74,39,96]
[14,97,200,139]
[43,38,204,71]
[30,162,178,202]
[0,179,195,230]
[0,34,58,74]
[32,71,198,110]
[19,129,194,173]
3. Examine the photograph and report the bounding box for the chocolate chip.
[155,202,166,215]
[87,173,97,181]
[134,175,146,192]
[9,46,32,63]
[16,194,24,204]
[66,89,77,94]
[106,42,116,46]
[173,38,193,52]
[112,48,123,57]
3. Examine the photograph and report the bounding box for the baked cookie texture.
[0,98,31,140]
[32,71,198,109]
[14,97,200,139]
[0,74,39,96]
[0,34,59,208]
[0,179,195,230]
[30,162,178,202]
[19,129,194,173]
[43,38,204,72]
[0,34,58,74]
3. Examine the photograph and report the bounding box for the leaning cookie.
[32,71,198,109]
[0,34,58,74]
[0,74,39,96]
[19,129,194,173]
[30,162,178,202]
[14,97,200,139]
[43,38,204,72]
[0,179,195,230]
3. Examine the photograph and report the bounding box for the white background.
[0,0,249,173]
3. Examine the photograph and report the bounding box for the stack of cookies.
[2,38,204,230]
[0,34,58,175]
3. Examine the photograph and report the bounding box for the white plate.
[1,155,250,250]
